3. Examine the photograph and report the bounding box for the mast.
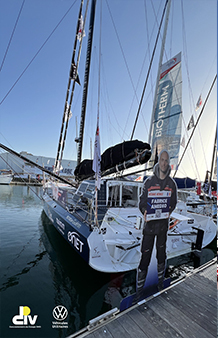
[59,1,90,168]
[54,0,85,173]
[210,126,217,183]
[148,0,171,146]
[77,0,97,166]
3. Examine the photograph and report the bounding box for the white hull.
[0,174,12,184]
[88,202,216,273]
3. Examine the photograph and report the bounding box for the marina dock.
[69,258,217,338]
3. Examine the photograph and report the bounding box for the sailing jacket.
[139,163,177,224]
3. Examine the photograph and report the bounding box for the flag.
[92,119,101,190]
[181,136,185,147]
[195,95,202,111]
[70,62,80,85]
[187,115,194,130]
[196,181,201,195]
[77,15,85,42]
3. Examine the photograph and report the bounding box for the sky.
[0,0,217,181]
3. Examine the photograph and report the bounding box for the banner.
[149,52,182,170]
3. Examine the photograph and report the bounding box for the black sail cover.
[74,140,151,180]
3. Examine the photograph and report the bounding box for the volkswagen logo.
[52,305,68,321]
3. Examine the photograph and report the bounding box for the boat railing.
[44,179,143,228]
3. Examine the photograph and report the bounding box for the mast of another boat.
[209,126,217,195]
[148,0,171,152]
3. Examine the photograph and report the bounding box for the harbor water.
[0,185,216,338]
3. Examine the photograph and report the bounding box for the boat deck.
[68,258,217,338]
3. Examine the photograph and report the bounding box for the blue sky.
[0,0,217,180]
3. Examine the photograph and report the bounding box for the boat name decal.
[66,215,82,229]
[155,84,169,138]
[68,231,84,253]
[56,218,65,235]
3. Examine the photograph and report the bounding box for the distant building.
[0,151,77,178]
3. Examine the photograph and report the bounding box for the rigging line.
[150,1,197,176]
[123,0,157,139]
[200,55,217,95]
[0,0,25,73]
[180,0,207,170]
[0,131,14,150]
[105,0,140,104]
[125,1,163,141]
[97,0,102,121]
[0,142,77,187]
[150,2,183,110]
[173,74,217,178]
[169,0,174,58]
[121,0,160,140]
[105,0,142,139]
[180,113,199,179]
[131,0,169,141]
[0,0,78,106]
[101,59,129,140]
[125,0,163,141]
[144,0,155,108]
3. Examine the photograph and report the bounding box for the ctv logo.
[12,306,38,326]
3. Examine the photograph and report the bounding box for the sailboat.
[42,0,216,273]
[0,169,13,185]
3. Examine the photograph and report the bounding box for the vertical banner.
[149,52,182,170]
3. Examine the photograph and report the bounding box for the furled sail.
[74,140,151,181]
[149,52,182,170]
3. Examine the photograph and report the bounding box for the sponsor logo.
[56,217,65,235]
[155,84,169,138]
[53,305,68,321]
[92,246,101,258]
[68,231,84,253]
[52,305,68,329]
[10,306,41,329]
[166,57,177,68]
[66,215,82,229]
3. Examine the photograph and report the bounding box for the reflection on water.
[40,211,136,333]
[1,250,47,292]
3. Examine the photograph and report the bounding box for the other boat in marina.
[0,169,13,185]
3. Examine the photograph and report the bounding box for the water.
[0,185,136,338]
[0,185,216,338]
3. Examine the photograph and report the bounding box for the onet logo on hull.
[68,231,84,253]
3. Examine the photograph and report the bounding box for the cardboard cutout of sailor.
[136,149,178,299]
